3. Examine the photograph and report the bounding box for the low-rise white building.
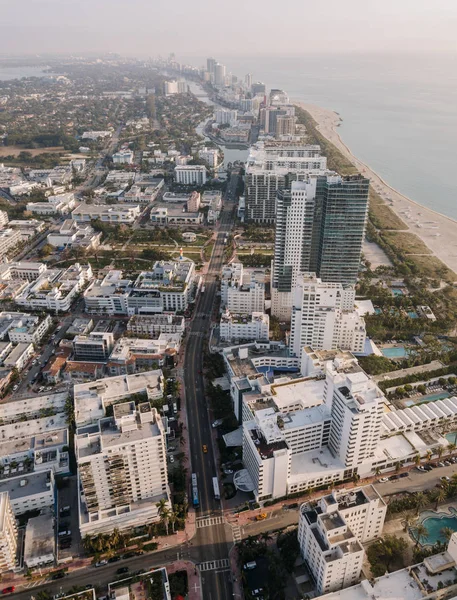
[27,193,76,216]
[174,165,207,186]
[220,311,269,343]
[81,131,112,141]
[47,220,101,250]
[4,342,34,371]
[74,370,164,426]
[199,147,219,168]
[0,312,52,345]
[72,204,140,224]
[126,314,185,337]
[24,513,54,568]
[220,263,265,314]
[0,471,55,515]
[112,150,134,164]
[107,335,180,375]
[0,228,22,259]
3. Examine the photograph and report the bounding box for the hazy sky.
[1,0,457,58]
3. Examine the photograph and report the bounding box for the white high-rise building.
[245,74,252,89]
[245,142,327,223]
[76,401,170,536]
[214,63,226,87]
[0,492,18,572]
[289,274,366,357]
[326,361,384,469]
[215,109,238,125]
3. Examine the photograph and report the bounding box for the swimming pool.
[411,509,457,546]
[374,307,382,315]
[392,288,404,296]
[381,346,408,358]
[404,392,451,407]
[408,311,419,319]
[446,432,457,444]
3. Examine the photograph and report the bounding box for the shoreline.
[295,101,457,275]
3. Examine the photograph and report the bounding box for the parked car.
[108,556,121,563]
[51,572,66,580]
[399,472,408,478]
[116,567,129,575]
[378,477,389,483]
[2,588,15,595]
[95,560,108,567]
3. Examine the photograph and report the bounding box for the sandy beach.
[296,102,457,276]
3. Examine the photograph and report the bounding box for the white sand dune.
[296,102,457,276]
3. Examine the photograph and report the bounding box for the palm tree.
[415,523,429,547]
[260,531,272,547]
[441,527,454,542]
[414,492,427,515]
[110,528,121,549]
[169,511,177,534]
[374,467,382,477]
[414,454,421,467]
[156,500,170,536]
[401,512,414,532]
[426,449,433,463]
[448,443,456,457]
[437,446,444,460]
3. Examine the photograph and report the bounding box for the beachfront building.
[289,274,366,357]
[76,402,170,536]
[71,204,140,224]
[244,141,327,223]
[271,176,369,318]
[126,314,185,337]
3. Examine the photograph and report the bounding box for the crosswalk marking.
[196,516,225,528]
[231,524,242,542]
[199,558,230,572]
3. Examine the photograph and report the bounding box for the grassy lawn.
[370,200,407,231]
[383,231,432,255]
[406,255,456,283]
[238,253,273,268]
[203,241,215,261]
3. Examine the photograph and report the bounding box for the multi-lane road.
[183,172,239,600]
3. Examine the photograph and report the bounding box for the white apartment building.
[4,343,34,371]
[112,150,134,164]
[174,165,207,186]
[81,131,112,140]
[76,402,170,535]
[290,274,366,358]
[126,314,185,337]
[74,370,165,426]
[198,147,219,168]
[0,261,47,281]
[0,471,55,515]
[298,497,364,595]
[0,493,18,572]
[245,142,328,223]
[27,193,76,216]
[15,264,93,313]
[215,109,237,125]
[47,220,101,250]
[220,263,265,314]
[72,204,140,224]
[0,229,21,259]
[220,311,269,343]
[24,513,54,568]
[0,210,9,228]
[107,334,180,374]
[4,313,52,345]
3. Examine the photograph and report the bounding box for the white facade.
[199,147,219,168]
[220,263,265,314]
[0,210,9,228]
[4,343,34,371]
[215,109,237,125]
[47,220,101,250]
[4,313,52,345]
[0,493,18,572]
[0,471,55,515]
[72,204,140,223]
[220,311,269,343]
[0,229,21,259]
[126,314,185,337]
[174,166,207,186]
[290,274,366,358]
[76,402,170,535]
[298,497,365,595]
[112,150,134,164]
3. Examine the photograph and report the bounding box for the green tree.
[414,523,429,547]
[367,535,408,577]
[441,527,454,542]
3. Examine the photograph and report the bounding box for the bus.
[191,473,199,507]
[212,476,220,501]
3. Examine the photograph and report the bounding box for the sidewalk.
[166,559,202,600]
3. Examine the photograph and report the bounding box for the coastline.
[295,101,457,276]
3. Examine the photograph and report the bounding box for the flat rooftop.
[0,470,52,500]
[289,447,345,484]
[272,377,325,410]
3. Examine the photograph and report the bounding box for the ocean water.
[0,66,50,80]
[204,53,457,220]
